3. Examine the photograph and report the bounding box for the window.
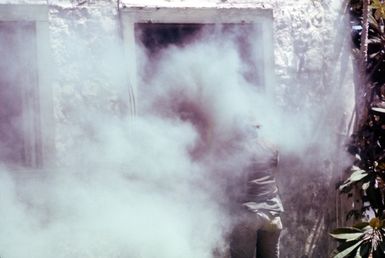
[120,5,274,114]
[0,4,52,168]
[135,23,264,86]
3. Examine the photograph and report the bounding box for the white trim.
[261,17,275,90]
[121,13,138,116]
[122,7,273,23]
[0,4,48,21]
[0,4,52,167]
[36,19,55,166]
[120,1,272,10]
[120,6,275,114]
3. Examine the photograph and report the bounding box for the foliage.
[332,0,385,257]
[371,0,385,19]
[330,219,385,257]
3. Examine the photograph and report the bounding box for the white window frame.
[0,4,53,168]
[120,6,275,115]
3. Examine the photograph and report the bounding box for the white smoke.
[0,5,353,258]
[0,115,230,258]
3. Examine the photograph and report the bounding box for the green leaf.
[333,240,364,258]
[353,222,370,230]
[368,13,384,34]
[346,210,362,221]
[331,228,364,241]
[373,241,385,257]
[359,242,370,257]
[330,232,364,241]
[367,37,382,44]
[331,228,363,234]
[371,0,382,8]
[375,9,382,20]
[372,107,385,114]
[362,182,370,190]
[335,239,361,253]
[369,52,381,59]
[339,167,369,191]
[371,0,385,19]
[355,247,362,258]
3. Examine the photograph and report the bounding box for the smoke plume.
[0,7,353,258]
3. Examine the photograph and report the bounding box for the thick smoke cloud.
[0,116,229,257]
[0,6,352,258]
[0,20,233,257]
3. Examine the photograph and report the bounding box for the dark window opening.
[0,21,41,167]
[135,23,264,87]
[135,23,204,57]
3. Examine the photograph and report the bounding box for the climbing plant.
[331,0,385,257]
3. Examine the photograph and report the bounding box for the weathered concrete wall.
[47,4,128,162]
[271,1,354,257]
[1,0,354,257]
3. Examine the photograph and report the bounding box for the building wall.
[0,0,354,257]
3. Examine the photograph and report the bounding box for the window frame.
[0,4,53,168]
[120,6,275,115]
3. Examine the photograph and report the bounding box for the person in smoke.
[173,99,283,257]
[228,123,284,258]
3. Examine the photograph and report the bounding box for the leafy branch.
[331,219,385,257]
[332,0,385,257]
